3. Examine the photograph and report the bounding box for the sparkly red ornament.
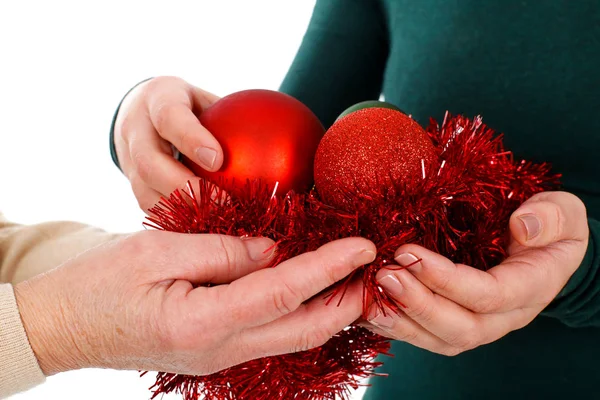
[314,107,437,209]
[181,89,325,195]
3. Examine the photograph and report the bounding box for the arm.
[279,0,389,128]
[0,213,119,284]
[0,213,118,397]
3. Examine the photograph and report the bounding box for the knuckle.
[430,272,452,293]
[271,280,301,317]
[119,232,149,255]
[116,116,135,141]
[137,231,170,256]
[214,235,236,274]
[154,103,179,132]
[132,153,152,184]
[294,326,332,353]
[408,300,435,324]
[551,203,565,242]
[146,76,183,92]
[310,248,341,286]
[393,327,419,343]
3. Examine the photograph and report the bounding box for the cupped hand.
[15,232,375,375]
[113,76,223,210]
[364,191,588,355]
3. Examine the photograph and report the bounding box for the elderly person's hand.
[364,191,588,355]
[15,232,375,375]
[113,76,223,211]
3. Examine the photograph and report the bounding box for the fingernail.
[369,309,394,329]
[395,253,421,272]
[196,146,217,170]
[241,237,276,261]
[361,249,377,264]
[378,273,404,298]
[518,214,541,240]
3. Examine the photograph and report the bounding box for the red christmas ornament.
[182,89,325,195]
[314,107,437,209]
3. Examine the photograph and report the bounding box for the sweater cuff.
[109,77,154,171]
[0,284,45,397]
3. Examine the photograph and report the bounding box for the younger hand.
[114,76,223,210]
[364,191,588,355]
[15,232,376,375]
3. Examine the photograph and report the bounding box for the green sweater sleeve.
[279,0,389,128]
[542,218,600,327]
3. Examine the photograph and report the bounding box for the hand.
[364,191,588,355]
[113,76,224,210]
[14,232,376,375]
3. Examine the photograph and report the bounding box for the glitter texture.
[314,108,437,209]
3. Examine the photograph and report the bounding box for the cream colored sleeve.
[0,212,119,398]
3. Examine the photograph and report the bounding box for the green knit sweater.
[280,1,600,399]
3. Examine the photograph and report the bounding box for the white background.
[0,1,366,399]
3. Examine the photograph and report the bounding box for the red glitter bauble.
[182,89,325,195]
[314,107,437,209]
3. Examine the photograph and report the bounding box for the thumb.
[509,191,588,248]
[147,232,276,284]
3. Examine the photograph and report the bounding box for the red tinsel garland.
[142,113,559,400]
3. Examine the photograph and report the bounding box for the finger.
[236,280,364,359]
[129,172,164,212]
[142,232,277,284]
[363,305,455,355]
[189,86,220,110]
[207,237,376,329]
[509,191,588,248]
[391,244,506,314]
[375,268,518,351]
[356,321,391,338]
[128,131,197,197]
[147,87,223,172]
[395,223,585,315]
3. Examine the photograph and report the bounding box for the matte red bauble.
[314,107,437,209]
[181,89,325,195]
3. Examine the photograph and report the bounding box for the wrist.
[14,276,90,375]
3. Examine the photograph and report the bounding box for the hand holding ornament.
[14,230,375,376]
[365,191,589,355]
[113,76,223,211]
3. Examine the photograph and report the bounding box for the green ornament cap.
[336,100,406,121]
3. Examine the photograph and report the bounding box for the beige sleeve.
[0,212,120,398]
